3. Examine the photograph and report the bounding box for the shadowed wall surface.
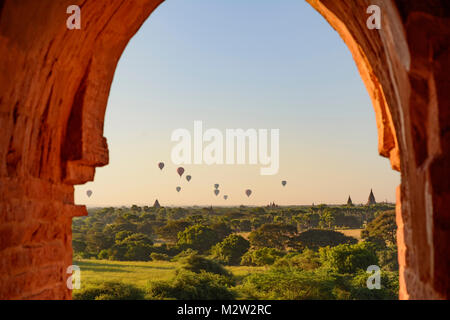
[0,0,449,299]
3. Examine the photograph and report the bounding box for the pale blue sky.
[75,0,399,207]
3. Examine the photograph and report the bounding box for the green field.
[336,229,363,241]
[74,259,265,291]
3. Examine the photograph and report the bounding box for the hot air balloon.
[176,186,181,192]
[177,167,185,177]
[245,189,252,197]
[86,190,92,197]
[223,195,228,200]
[214,184,219,189]
[186,175,192,182]
[158,162,164,170]
[281,180,287,186]
[214,189,220,196]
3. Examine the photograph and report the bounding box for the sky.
[74,0,400,207]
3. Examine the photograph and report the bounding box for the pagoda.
[153,199,161,208]
[367,189,376,205]
[347,195,353,206]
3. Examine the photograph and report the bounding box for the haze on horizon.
[74,0,400,207]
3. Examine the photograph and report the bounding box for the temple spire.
[367,189,376,205]
[347,195,353,206]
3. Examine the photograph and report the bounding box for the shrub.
[107,244,127,261]
[240,247,284,266]
[151,243,182,257]
[350,270,398,299]
[73,281,145,300]
[178,253,232,279]
[235,269,339,300]
[98,249,109,260]
[118,233,154,246]
[171,248,198,261]
[273,248,321,271]
[148,270,235,300]
[377,245,399,271]
[150,252,169,261]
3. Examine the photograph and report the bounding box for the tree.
[136,221,155,238]
[107,244,127,261]
[295,229,357,250]
[115,230,134,243]
[104,216,137,235]
[210,222,232,241]
[319,242,378,274]
[334,214,361,229]
[319,209,336,229]
[230,219,242,232]
[123,212,140,222]
[119,233,153,246]
[131,205,142,212]
[239,219,252,232]
[212,234,250,265]
[72,239,86,253]
[157,220,191,243]
[361,210,396,245]
[187,214,207,224]
[177,224,219,253]
[141,212,156,220]
[248,223,297,250]
[114,233,154,261]
[85,229,114,254]
[294,213,320,230]
[168,207,187,220]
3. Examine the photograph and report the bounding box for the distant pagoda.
[347,195,353,206]
[153,199,161,208]
[367,189,376,205]
[267,202,278,208]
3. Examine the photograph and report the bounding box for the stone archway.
[0,0,449,299]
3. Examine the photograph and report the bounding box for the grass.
[74,259,177,289]
[73,259,265,291]
[336,228,363,241]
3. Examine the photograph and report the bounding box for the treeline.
[73,203,394,262]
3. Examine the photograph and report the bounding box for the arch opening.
[0,0,449,300]
[72,0,400,300]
